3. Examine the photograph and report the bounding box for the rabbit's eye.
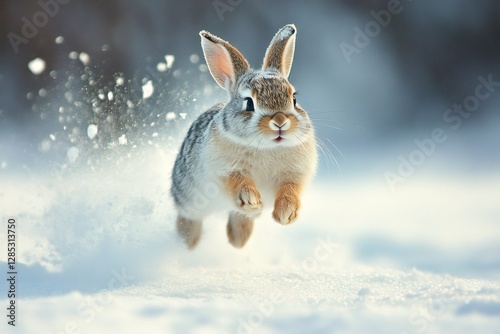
[293,93,297,106]
[244,97,255,112]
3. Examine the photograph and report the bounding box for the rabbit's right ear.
[200,31,249,93]
[262,24,296,79]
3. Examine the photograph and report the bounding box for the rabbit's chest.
[235,148,306,185]
[206,127,314,185]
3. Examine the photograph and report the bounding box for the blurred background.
[1,0,499,177]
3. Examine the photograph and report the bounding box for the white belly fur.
[198,127,317,216]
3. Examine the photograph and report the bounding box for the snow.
[142,80,154,99]
[28,58,45,75]
[55,36,65,44]
[155,56,175,72]
[79,52,90,66]
[276,25,295,41]
[165,54,175,69]
[7,271,499,334]
[156,62,168,72]
[190,54,200,63]
[66,146,79,163]
[0,145,499,333]
[39,139,51,151]
[118,134,128,145]
[166,111,177,120]
[199,64,208,72]
[87,124,98,139]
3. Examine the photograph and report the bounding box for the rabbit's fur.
[171,24,317,249]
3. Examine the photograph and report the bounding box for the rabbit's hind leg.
[227,211,254,248]
[176,216,202,250]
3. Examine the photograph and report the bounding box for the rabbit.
[171,24,317,249]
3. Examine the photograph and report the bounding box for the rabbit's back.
[171,103,224,216]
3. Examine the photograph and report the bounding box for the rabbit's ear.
[262,24,296,79]
[200,31,249,92]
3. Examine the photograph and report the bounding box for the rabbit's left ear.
[200,31,249,93]
[262,24,297,79]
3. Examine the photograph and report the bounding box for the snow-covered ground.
[1,144,499,333]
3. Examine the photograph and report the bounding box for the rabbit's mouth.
[274,130,284,142]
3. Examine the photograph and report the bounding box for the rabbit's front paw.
[273,196,299,225]
[237,185,263,215]
[272,183,301,225]
[227,172,262,216]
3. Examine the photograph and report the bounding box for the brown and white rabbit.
[171,24,317,249]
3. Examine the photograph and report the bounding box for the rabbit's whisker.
[316,137,342,174]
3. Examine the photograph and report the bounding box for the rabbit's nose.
[270,113,290,130]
